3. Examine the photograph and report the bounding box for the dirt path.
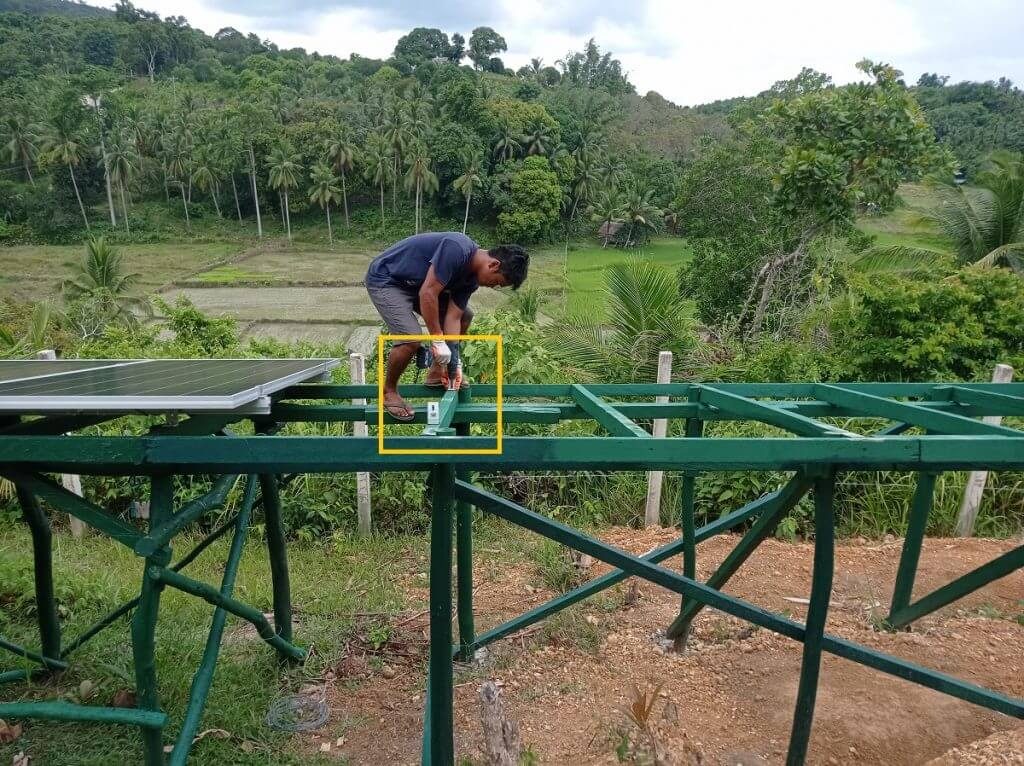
[309,530,1024,765]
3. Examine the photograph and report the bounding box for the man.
[365,231,529,421]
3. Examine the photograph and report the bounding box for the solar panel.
[0,358,338,414]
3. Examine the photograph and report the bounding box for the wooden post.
[36,350,86,538]
[349,353,372,536]
[955,363,1014,537]
[643,351,673,527]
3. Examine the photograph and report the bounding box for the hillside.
[0,0,110,17]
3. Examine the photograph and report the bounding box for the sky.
[111,0,1024,105]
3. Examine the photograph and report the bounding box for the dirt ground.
[309,529,1024,766]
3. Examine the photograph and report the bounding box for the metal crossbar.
[1,379,1022,765]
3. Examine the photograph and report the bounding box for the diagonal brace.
[666,473,813,639]
[571,385,651,438]
[135,474,239,556]
[699,386,859,438]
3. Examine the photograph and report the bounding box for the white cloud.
[117,0,1024,104]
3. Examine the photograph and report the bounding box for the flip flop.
[384,402,416,422]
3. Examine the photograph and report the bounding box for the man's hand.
[431,340,452,366]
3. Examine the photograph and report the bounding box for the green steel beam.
[3,470,143,549]
[135,474,239,555]
[0,701,167,728]
[0,414,116,436]
[15,486,62,665]
[454,387,475,662]
[149,415,246,436]
[453,479,1024,719]
[169,475,259,766]
[570,385,651,438]
[942,386,1024,416]
[152,567,304,661]
[666,474,813,640]
[6,435,1024,473]
[0,636,67,671]
[259,472,294,648]
[814,385,1024,438]
[888,473,937,622]
[699,385,859,438]
[471,482,798,651]
[888,544,1024,629]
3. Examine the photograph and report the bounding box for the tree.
[326,137,356,228]
[163,131,193,230]
[62,237,146,337]
[394,28,450,66]
[468,27,507,69]
[308,162,340,244]
[556,39,634,95]
[43,111,90,231]
[452,151,482,234]
[106,136,137,232]
[267,146,302,241]
[620,185,663,246]
[493,120,521,162]
[496,156,562,243]
[191,148,222,218]
[447,33,466,63]
[858,151,1024,274]
[3,113,41,186]
[522,120,554,156]
[404,145,438,234]
[128,20,169,82]
[589,189,622,247]
[364,134,393,230]
[548,259,693,382]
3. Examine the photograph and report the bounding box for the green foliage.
[495,156,562,243]
[679,238,760,325]
[829,267,1024,380]
[462,311,562,384]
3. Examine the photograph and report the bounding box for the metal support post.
[15,486,62,663]
[455,386,475,661]
[259,472,293,647]
[888,472,937,623]
[425,464,456,765]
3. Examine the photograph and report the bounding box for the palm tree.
[548,259,693,382]
[191,149,222,218]
[364,135,393,230]
[522,121,553,156]
[384,106,410,211]
[453,152,482,234]
[589,189,622,247]
[308,163,341,244]
[493,121,521,162]
[570,156,602,221]
[267,147,302,242]
[857,152,1024,274]
[326,138,356,228]
[404,146,439,234]
[3,114,41,186]
[43,113,90,231]
[620,186,663,247]
[163,133,193,231]
[62,237,145,326]
[106,136,137,233]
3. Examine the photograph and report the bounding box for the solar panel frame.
[0,358,339,414]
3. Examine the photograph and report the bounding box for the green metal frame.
[1,380,1022,765]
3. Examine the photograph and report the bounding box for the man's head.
[476,244,529,289]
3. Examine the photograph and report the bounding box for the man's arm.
[418,265,447,336]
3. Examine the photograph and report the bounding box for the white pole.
[349,353,372,536]
[955,363,1014,537]
[35,350,86,538]
[644,351,673,527]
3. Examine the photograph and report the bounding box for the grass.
[856,182,954,255]
[531,237,695,319]
[0,526,417,765]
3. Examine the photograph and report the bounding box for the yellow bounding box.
[377,334,503,455]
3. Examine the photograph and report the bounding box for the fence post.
[643,351,673,527]
[349,353,372,536]
[36,349,87,538]
[955,363,1014,537]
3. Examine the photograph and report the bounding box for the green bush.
[829,267,1024,380]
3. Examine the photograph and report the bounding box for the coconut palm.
[364,135,394,230]
[589,189,623,247]
[856,151,1024,274]
[453,152,482,234]
[384,106,410,211]
[569,156,602,221]
[163,133,193,230]
[522,120,553,156]
[547,259,693,382]
[493,121,521,162]
[620,186,663,247]
[326,137,356,227]
[62,236,145,322]
[43,112,90,231]
[267,147,302,242]
[3,114,41,186]
[308,163,341,244]
[404,146,438,234]
[191,149,222,218]
[106,136,137,232]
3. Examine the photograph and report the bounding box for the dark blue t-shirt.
[366,232,479,308]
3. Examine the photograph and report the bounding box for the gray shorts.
[367,285,472,345]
